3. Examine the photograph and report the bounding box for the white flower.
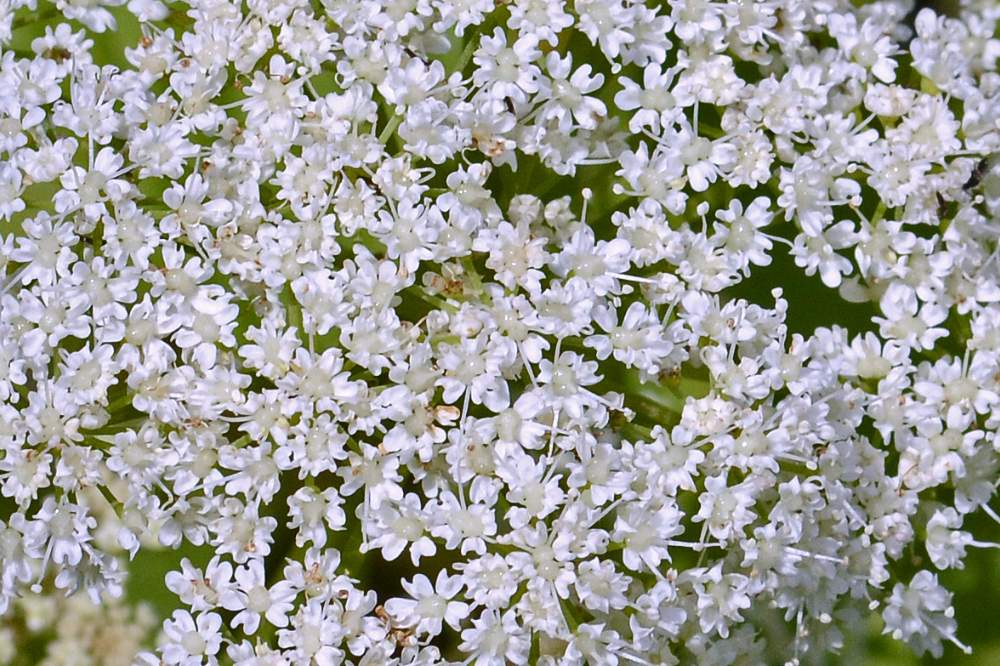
[0,164,25,221]
[365,492,437,565]
[437,333,512,412]
[162,610,223,665]
[165,556,235,613]
[221,558,297,633]
[575,0,635,61]
[789,222,857,289]
[687,563,752,639]
[430,492,497,556]
[385,571,468,637]
[473,28,542,104]
[612,503,683,572]
[883,570,970,657]
[829,14,899,83]
[537,52,606,131]
[586,301,673,374]
[3,1,1000,663]
[458,610,530,666]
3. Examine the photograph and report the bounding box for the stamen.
[785,547,847,565]
[852,113,876,135]
[666,539,723,550]
[620,652,655,666]
[581,188,592,226]
[981,504,1000,524]
[925,615,972,655]
[456,390,471,510]
[1,265,29,295]
[607,272,658,285]
[966,538,1000,550]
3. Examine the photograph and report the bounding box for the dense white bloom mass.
[1,0,1000,664]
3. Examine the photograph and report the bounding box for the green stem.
[406,285,459,314]
[621,421,654,440]
[870,201,887,226]
[559,595,581,632]
[85,416,148,435]
[91,222,103,252]
[378,114,402,145]
[105,393,135,415]
[230,434,251,448]
[453,30,481,75]
[81,434,113,449]
[13,5,57,30]
[281,283,304,339]
[461,256,485,296]
[632,380,685,413]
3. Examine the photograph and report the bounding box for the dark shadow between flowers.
[724,242,879,338]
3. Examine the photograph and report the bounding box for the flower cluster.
[2,0,1000,664]
[0,585,156,666]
